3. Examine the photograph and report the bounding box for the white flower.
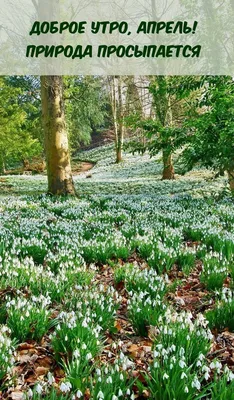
[184,386,189,393]
[179,360,186,369]
[60,381,72,393]
[27,388,33,398]
[74,349,80,358]
[76,390,83,398]
[204,371,210,380]
[47,372,55,385]
[35,384,43,394]
[192,377,201,390]
[163,373,169,380]
[97,390,104,399]
[107,376,113,384]
[86,352,92,361]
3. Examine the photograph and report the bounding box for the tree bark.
[40,76,75,195]
[0,157,6,174]
[109,76,125,164]
[162,150,175,180]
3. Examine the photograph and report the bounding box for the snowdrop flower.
[191,377,201,390]
[210,360,222,373]
[73,349,80,358]
[47,372,55,385]
[97,391,104,399]
[86,353,92,361]
[179,360,186,369]
[35,384,43,394]
[60,381,72,393]
[163,373,169,380]
[27,388,33,398]
[76,390,83,398]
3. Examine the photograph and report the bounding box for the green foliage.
[155,311,212,366]
[181,76,234,177]
[200,257,228,291]
[128,292,166,336]
[51,312,102,361]
[209,372,234,400]
[0,77,42,170]
[65,76,109,152]
[63,350,94,392]
[24,386,70,400]
[145,344,209,400]
[6,296,52,342]
[0,326,15,383]
[91,360,134,400]
[206,288,234,332]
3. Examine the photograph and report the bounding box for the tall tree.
[149,77,175,180]
[109,76,126,163]
[40,76,75,195]
[34,0,75,195]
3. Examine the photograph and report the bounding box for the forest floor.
[0,145,234,399]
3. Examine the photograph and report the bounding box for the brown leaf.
[128,344,139,357]
[35,366,49,376]
[18,343,35,351]
[114,320,122,332]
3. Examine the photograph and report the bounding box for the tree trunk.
[162,150,175,180]
[40,75,75,195]
[228,170,234,193]
[109,76,125,164]
[0,157,6,174]
[116,78,125,163]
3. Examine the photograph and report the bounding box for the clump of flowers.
[128,291,167,336]
[200,254,228,291]
[155,309,213,365]
[145,344,209,400]
[92,353,135,400]
[0,325,15,383]
[51,311,102,361]
[64,284,121,333]
[206,288,234,332]
[6,295,52,342]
